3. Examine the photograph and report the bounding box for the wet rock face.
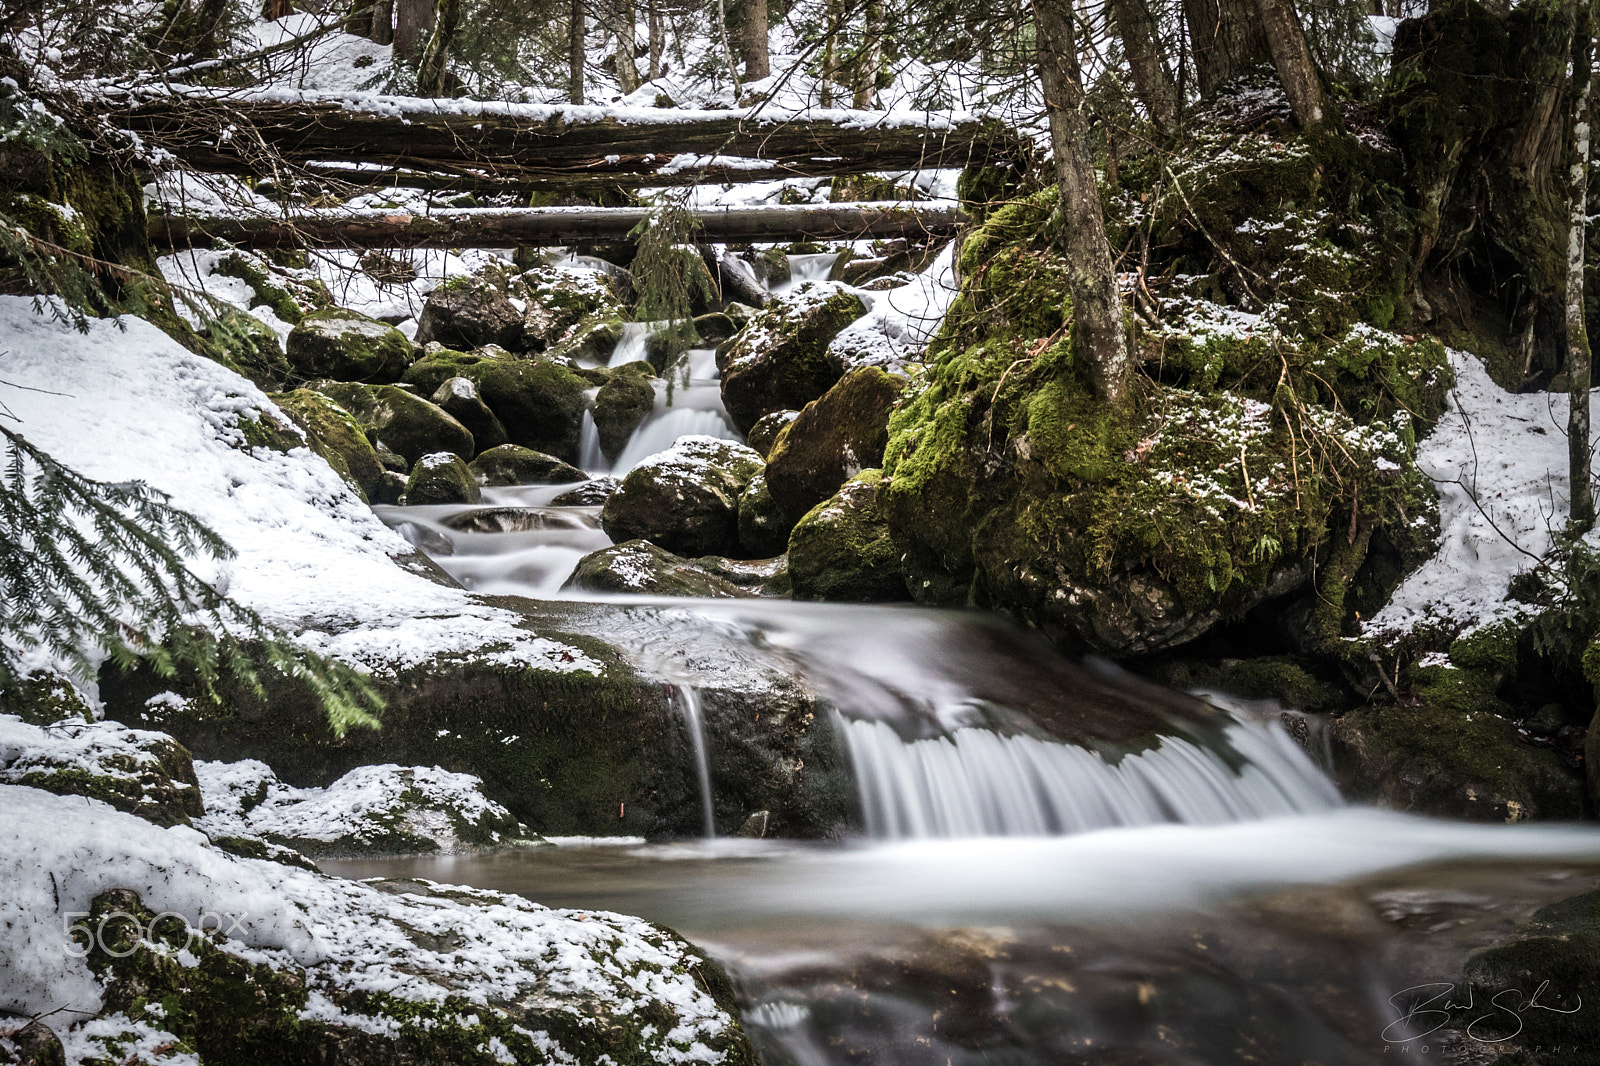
[737,474,792,558]
[592,364,656,462]
[286,308,413,383]
[766,365,907,526]
[564,540,755,599]
[468,443,585,486]
[314,381,475,466]
[416,274,524,351]
[787,470,909,603]
[601,436,765,558]
[551,476,621,505]
[719,283,866,434]
[404,451,481,506]
[431,376,508,451]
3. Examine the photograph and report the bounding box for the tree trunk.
[852,1,884,109]
[344,0,373,37]
[1110,0,1180,132]
[1182,0,1272,98]
[740,0,770,81]
[1032,0,1133,407]
[820,0,843,106]
[613,0,641,92]
[369,0,394,45]
[1255,0,1329,127]
[263,0,294,20]
[569,0,586,104]
[393,0,434,64]
[648,0,664,80]
[1569,3,1594,533]
[415,0,461,96]
[716,0,743,96]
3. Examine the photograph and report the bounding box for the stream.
[341,249,1600,1064]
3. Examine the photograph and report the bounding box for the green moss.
[788,470,909,602]
[202,307,293,392]
[234,406,303,454]
[270,388,385,503]
[1449,619,1521,675]
[1,670,94,725]
[214,252,327,325]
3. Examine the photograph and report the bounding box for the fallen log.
[149,201,970,250]
[113,88,1024,190]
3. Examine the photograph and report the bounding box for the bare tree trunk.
[416,0,461,95]
[1570,4,1595,532]
[393,0,434,64]
[1032,0,1133,407]
[740,0,770,81]
[344,0,373,37]
[853,1,884,109]
[820,0,842,106]
[716,0,743,97]
[1182,0,1271,98]
[1255,0,1329,127]
[263,0,294,20]
[569,0,586,104]
[612,0,641,92]
[369,0,394,44]
[648,0,664,79]
[1110,0,1180,132]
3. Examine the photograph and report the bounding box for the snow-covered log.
[148,201,970,250]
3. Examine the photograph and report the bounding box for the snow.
[1364,347,1600,639]
[828,242,960,372]
[0,714,189,793]
[0,296,601,677]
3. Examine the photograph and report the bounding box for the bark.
[569,0,586,103]
[853,1,885,110]
[1109,0,1179,132]
[820,0,843,106]
[149,202,971,251]
[343,0,373,37]
[369,0,394,45]
[613,0,641,93]
[1254,0,1329,127]
[393,0,435,63]
[1032,0,1133,407]
[1569,4,1595,533]
[263,0,295,20]
[740,0,770,81]
[1181,0,1272,98]
[717,0,743,96]
[415,0,461,96]
[648,0,664,80]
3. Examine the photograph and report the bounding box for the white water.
[607,321,653,367]
[675,685,716,838]
[774,253,839,294]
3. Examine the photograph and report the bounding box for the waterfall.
[775,253,839,294]
[608,322,653,367]
[675,685,716,838]
[841,716,1340,839]
[578,410,605,473]
[610,406,742,473]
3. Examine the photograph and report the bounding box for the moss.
[234,406,303,454]
[788,470,909,602]
[1160,655,1341,712]
[1,670,94,725]
[270,388,386,503]
[1449,619,1521,675]
[592,364,656,461]
[213,252,328,325]
[203,307,293,392]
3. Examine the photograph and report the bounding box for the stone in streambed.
[719,283,865,434]
[765,365,906,525]
[431,376,508,451]
[469,444,586,486]
[601,436,764,558]
[745,409,799,459]
[415,272,524,351]
[403,451,481,505]
[286,307,412,383]
[551,477,620,506]
[591,362,656,462]
[788,470,909,602]
[314,381,475,466]
[563,540,754,598]
[737,474,791,558]
[270,388,387,503]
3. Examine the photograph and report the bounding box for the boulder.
[271,388,387,503]
[788,470,909,602]
[737,474,792,558]
[719,283,866,433]
[404,451,481,505]
[314,381,475,465]
[0,671,94,727]
[469,444,586,486]
[693,311,739,344]
[765,365,906,524]
[694,553,791,597]
[374,440,409,473]
[285,307,412,383]
[205,307,293,392]
[545,310,626,362]
[562,540,754,598]
[462,357,589,462]
[431,376,508,451]
[745,409,799,459]
[601,436,764,558]
[0,714,203,827]
[415,273,523,351]
[830,239,942,286]
[551,476,620,505]
[518,265,624,350]
[400,343,512,396]
[592,363,657,462]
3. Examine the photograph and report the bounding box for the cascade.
[674,684,716,838]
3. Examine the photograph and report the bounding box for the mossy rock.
[766,365,907,525]
[746,409,799,459]
[431,375,508,452]
[592,364,657,462]
[1146,655,1342,713]
[461,357,590,463]
[563,540,755,599]
[519,265,625,350]
[1328,665,1583,821]
[271,387,387,503]
[315,381,475,466]
[737,473,793,558]
[400,343,513,396]
[0,716,203,827]
[469,443,586,486]
[601,437,765,558]
[285,308,413,383]
[415,272,524,351]
[694,553,792,597]
[404,451,482,505]
[719,284,866,434]
[214,251,329,325]
[693,311,739,344]
[0,671,94,726]
[203,307,293,392]
[788,470,909,603]
[551,476,620,505]
[545,309,626,362]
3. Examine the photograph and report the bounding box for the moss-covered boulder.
[415,272,524,351]
[271,388,387,503]
[563,540,755,599]
[592,362,656,462]
[551,476,620,505]
[0,715,203,827]
[601,436,765,558]
[203,307,293,392]
[519,265,625,350]
[788,470,909,602]
[431,376,508,451]
[462,357,590,462]
[469,443,586,486]
[694,554,791,596]
[0,671,94,726]
[401,343,513,396]
[285,308,412,383]
[404,451,482,505]
[214,250,330,325]
[315,381,475,466]
[766,365,906,525]
[745,409,799,459]
[546,309,626,362]
[1329,664,1583,820]
[737,473,792,558]
[719,283,866,434]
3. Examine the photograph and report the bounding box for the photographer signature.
[1382,981,1582,1043]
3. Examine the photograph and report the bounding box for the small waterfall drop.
[610,406,742,472]
[578,409,605,473]
[675,685,716,838]
[775,253,839,294]
[608,322,653,367]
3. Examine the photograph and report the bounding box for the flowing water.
[357,249,1600,1063]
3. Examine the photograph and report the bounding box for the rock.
[461,357,589,462]
[430,376,508,451]
[831,239,942,286]
[592,363,656,462]
[518,265,624,350]
[562,540,755,598]
[400,343,513,397]
[12,1021,63,1066]
[737,809,770,838]
[737,474,793,558]
[285,307,412,383]
[719,282,866,434]
[315,381,475,465]
[469,443,586,486]
[271,388,387,503]
[766,365,907,525]
[601,436,765,558]
[694,553,791,597]
[415,272,524,351]
[374,440,409,473]
[693,311,739,344]
[545,310,625,362]
[204,307,293,392]
[551,477,620,505]
[376,469,408,504]
[714,248,769,309]
[0,714,204,827]
[0,671,94,726]
[789,470,910,602]
[745,409,799,459]
[404,451,481,505]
